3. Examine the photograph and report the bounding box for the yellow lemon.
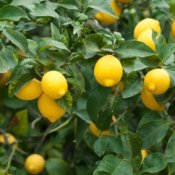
[25,154,45,175]
[141,88,164,111]
[134,18,161,39]
[16,78,42,100]
[94,55,123,87]
[89,123,112,137]
[0,133,16,145]
[41,71,68,99]
[137,29,156,51]
[171,20,175,37]
[95,0,121,25]
[144,68,170,95]
[141,149,148,163]
[38,93,65,123]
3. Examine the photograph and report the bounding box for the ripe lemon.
[144,68,170,95]
[89,123,112,137]
[16,78,42,100]
[25,154,45,175]
[171,20,175,37]
[41,71,68,99]
[141,88,164,111]
[0,133,16,145]
[38,93,65,123]
[141,149,148,163]
[94,55,123,87]
[134,18,161,39]
[137,29,156,51]
[95,0,121,25]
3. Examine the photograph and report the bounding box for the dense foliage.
[0,0,175,174]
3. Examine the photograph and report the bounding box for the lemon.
[95,0,121,25]
[141,149,148,163]
[134,18,161,39]
[25,154,45,175]
[137,29,156,51]
[171,20,175,37]
[141,88,164,111]
[0,133,16,145]
[144,68,170,95]
[41,71,68,99]
[38,93,65,123]
[16,78,42,100]
[89,123,112,137]
[94,55,123,87]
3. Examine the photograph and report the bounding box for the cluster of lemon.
[95,0,131,26]
[16,71,68,123]
[133,18,171,111]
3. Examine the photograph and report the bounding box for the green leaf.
[38,38,69,53]
[87,84,111,130]
[0,46,18,73]
[46,158,73,175]
[138,119,169,148]
[51,23,61,41]
[94,136,123,157]
[0,5,28,21]
[141,153,167,174]
[122,76,142,99]
[165,65,175,86]
[12,109,29,136]
[57,91,73,113]
[73,97,91,123]
[165,132,175,162]
[93,155,133,175]
[83,34,103,59]
[116,41,157,59]
[3,28,29,53]
[121,131,142,159]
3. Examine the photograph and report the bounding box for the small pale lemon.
[134,18,161,39]
[41,71,68,99]
[95,0,121,25]
[0,133,16,145]
[38,93,65,123]
[89,123,112,137]
[144,68,170,95]
[94,55,123,87]
[137,29,156,51]
[141,88,164,111]
[141,149,148,163]
[16,78,42,100]
[171,20,175,37]
[25,154,45,175]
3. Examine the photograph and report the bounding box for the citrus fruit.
[171,20,175,37]
[141,88,164,111]
[38,93,65,123]
[94,55,123,87]
[25,154,45,175]
[41,71,68,99]
[144,68,170,95]
[95,0,121,25]
[137,29,156,51]
[0,133,16,145]
[89,123,112,137]
[141,149,148,163]
[16,78,42,100]
[134,18,161,39]
[0,71,11,86]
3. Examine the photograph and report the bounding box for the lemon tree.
[1,0,175,175]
